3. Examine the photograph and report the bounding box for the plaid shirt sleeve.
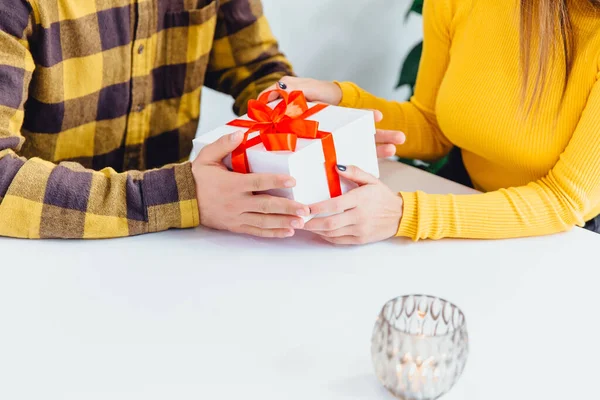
[205,0,294,115]
[0,1,199,239]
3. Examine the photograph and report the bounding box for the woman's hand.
[304,165,404,245]
[260,76,343,105]
[260,76,406,159]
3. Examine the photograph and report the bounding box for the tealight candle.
[371,295,469,400]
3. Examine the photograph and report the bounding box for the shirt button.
[137,44,144,54]
[136,104,145,112]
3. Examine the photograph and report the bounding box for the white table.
[1,160,598,400]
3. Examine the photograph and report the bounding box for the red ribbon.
[226,90,342,198]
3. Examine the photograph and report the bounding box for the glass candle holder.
[371,295,469,400]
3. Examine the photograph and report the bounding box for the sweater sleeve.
[398,72,600,240]
[336,0,454,162]
[0,1,199,239]
[205,0,294,116]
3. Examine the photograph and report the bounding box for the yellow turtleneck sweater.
[338,0,600,240]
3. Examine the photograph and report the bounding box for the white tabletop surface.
[0,160,598,400]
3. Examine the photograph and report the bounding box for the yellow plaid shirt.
[0,0,292,239]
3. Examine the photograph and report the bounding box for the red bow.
[227,90,342,198]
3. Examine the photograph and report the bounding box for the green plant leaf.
[398,155,449,174]
[397,41,423,89]
[426,155,450,174]
[404,0,424,20]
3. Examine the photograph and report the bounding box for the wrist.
[395,193,404,233]
[333,81,366,108]
[328,81,343,105]
[396,191,419,239]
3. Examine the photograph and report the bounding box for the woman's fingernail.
[284,179,295,188]
[336,164,347,172]
[285,229,295,237]
[296,208,307,217]
[291,220,303,229]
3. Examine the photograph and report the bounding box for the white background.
[197,0,423,135]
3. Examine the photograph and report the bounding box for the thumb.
[196,130,244,164]
[258,86,284,103]
[266,90,283,102]
[336,164,378,186]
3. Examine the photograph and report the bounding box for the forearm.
[337,82,453,161]
[398,179,596,241]
[333,0,456,162]
[0,148,199,239]
[206,0,293,115]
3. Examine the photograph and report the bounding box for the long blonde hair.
[519,0,600,110]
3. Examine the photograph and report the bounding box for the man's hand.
[192,131,310,238]
[259,77,406,159]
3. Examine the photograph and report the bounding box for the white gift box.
[191,100,379,220]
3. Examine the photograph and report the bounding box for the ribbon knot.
[227,89,342,198]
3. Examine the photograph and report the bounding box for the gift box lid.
[193,100,375,165]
